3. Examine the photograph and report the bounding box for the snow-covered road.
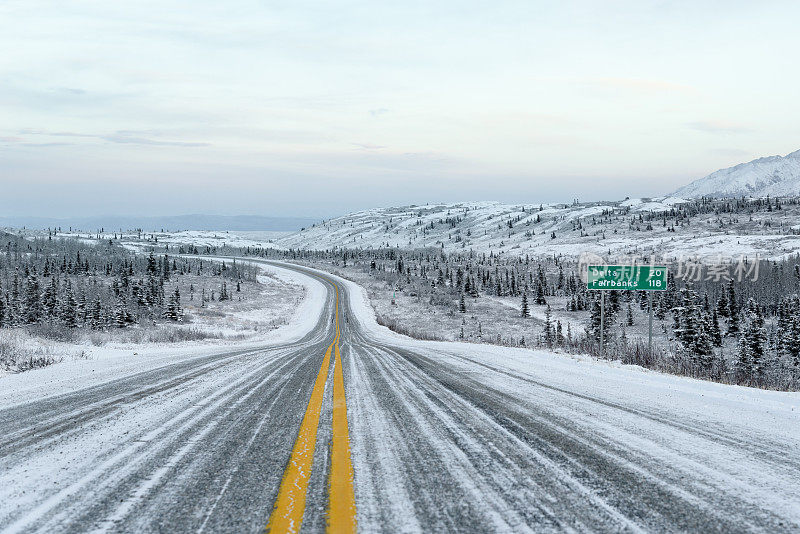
[1,261,798,533]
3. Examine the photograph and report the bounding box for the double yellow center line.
[267,281,356,533]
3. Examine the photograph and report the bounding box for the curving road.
[0,261,798,533]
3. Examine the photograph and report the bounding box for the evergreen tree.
[709,307,722,347]
[8,273,21,327]
[543,305,554,347]
[717,288,729,317]
[24,272,41,324]
[76,292,87,326]
[164,287,183,322]
[114,295,129,328]
[42,278,58,320]
[726,279,740,337]
[89,296,103,329]
[469,276,479,298]
[162,254,171,281]
[60,283,78,328]
[736,299,766,385]
[588,295,602,342]
[459,292,466,314]
[534,265,547,305]
[521,292,530,318]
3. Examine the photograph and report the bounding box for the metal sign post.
[587,265,667,356]
[648,291,653,357]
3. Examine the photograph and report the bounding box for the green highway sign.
[587,265,668,291]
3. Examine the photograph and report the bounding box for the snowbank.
[0,262,324,409]
[326,269,800,445]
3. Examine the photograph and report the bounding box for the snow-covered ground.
[0,261,324,405]
[49,193,800,262]
[272,198,800,260]
[56,230,291,253]
[333,269,800,532]
[339,267,800,440]
[1,261,798,532]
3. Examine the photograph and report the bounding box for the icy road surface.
[0,261,798,533]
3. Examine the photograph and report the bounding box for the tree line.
[0,232,256,333]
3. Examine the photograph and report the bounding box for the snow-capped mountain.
[674,149,800,198]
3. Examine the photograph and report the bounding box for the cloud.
[588,77,694,94]
[53,87,87,95]
[19,129,95,138]
[708,148,751,158]
[18,129,209,147]
[687,120,752,134]
[100,133,209,147]
[369,108,390,117]
[352,142,386,150]
[21,142,75,147]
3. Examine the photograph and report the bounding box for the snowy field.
[317,264,668,347]
[336,270,800,532]
[1,261,798,532]
[46,195,800,262]
[0,262,322,390]
[276,197,800,260]
[55,230,291,253]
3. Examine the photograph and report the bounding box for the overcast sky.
[1,0,799,218]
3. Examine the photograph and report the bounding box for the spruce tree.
[90,295,103,329]
[42,278,58,320]
[588,296,602,342]
[162,254,171,281]
[535,265,547,305]
[164,287,182,322]
[61,283,78,328]
[727,279,740,336]
[521,292,530,318]
[24,273,41,324]
[710,308,722,347]
[543,305,553,347]
[736,299,766,385]
[114,295,128,328]
[9,273,21,327]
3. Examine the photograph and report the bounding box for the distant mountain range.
[674,149,800,198]
[0,214,320,232]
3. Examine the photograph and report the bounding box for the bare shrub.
[375,314,445,341]
[0,330,61,372]
[27,323,80,343]
[143,326,224,343]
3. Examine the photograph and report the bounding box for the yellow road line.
[328,341,356,534]
[267,341,333,533]
[267,279,356,533]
